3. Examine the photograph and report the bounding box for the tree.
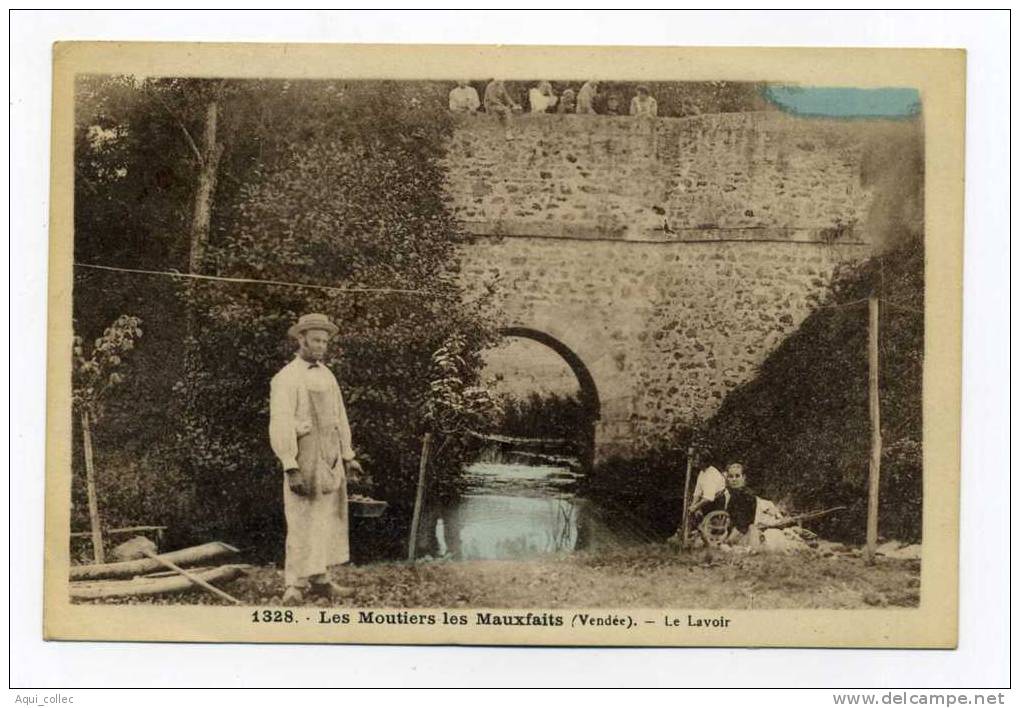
[496,391,588,442]
[73,77,228,455]
[174,82,499,557]
[71,315,143,561]
[73,78,509,559]
[421,334,502,501]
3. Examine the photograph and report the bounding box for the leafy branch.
[72,314,144,418]
[422,333,501,439]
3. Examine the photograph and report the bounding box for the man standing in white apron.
[269,313,363,605]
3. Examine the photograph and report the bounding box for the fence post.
[407,433,432,562]
[80,407,105,564]
[680,444,695,550]
[864,295,882,564]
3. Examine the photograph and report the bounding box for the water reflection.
[419,462,634,561]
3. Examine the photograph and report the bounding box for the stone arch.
[497,326,600,471]
[498,326,600,418]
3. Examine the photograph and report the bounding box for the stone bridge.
[444,111,878,461]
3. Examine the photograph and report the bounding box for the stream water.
[417,461,650,561]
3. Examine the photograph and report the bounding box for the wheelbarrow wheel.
[700,510,731,546]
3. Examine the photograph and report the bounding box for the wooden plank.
[465,430,569,446]
[70,525,167,538]
[142,566,215,579]
[71,565,249,600]
[140,548,241,605]
[69,541,239,581]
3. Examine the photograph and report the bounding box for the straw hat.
[288,313,339,338]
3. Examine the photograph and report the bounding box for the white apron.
[283,386,350,586]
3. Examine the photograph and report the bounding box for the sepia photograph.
[43,42,964,647]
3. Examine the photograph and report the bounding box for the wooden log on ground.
[141,566,216,579]
[69,541,239,581]
[70,564,250,601]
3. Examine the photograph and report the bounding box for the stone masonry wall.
[446,112,875,459]
[445,112,872,242]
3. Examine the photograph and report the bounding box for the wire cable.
[73,262,426,295]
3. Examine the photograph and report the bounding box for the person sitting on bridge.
[576,80,599,114]
[484,79,522,123]
[528,81,558,113]
[557,88,576,114]
[603,92,624,116]
[448,80,480,114]
[630,84,658,117]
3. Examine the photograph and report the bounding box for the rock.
[876,540,901,556]
[881,543,922,560]
[761,528,809,553]
[863,592,886,607]
[814,540,850,555]
[110,535,157,562]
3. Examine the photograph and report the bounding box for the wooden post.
[865,295,882,564]
[679,444,695,550]
[407,433,432,562]
[80,407,105,564]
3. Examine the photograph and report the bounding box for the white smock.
[269,356,356,587]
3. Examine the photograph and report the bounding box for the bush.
[587,431,696,541]
[71,79,499,560]
[497,392,589,441]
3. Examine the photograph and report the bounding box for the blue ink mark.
[763,86,921,119]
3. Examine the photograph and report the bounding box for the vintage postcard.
[44,42,964,647]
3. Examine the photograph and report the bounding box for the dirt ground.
[79,544,921,609]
